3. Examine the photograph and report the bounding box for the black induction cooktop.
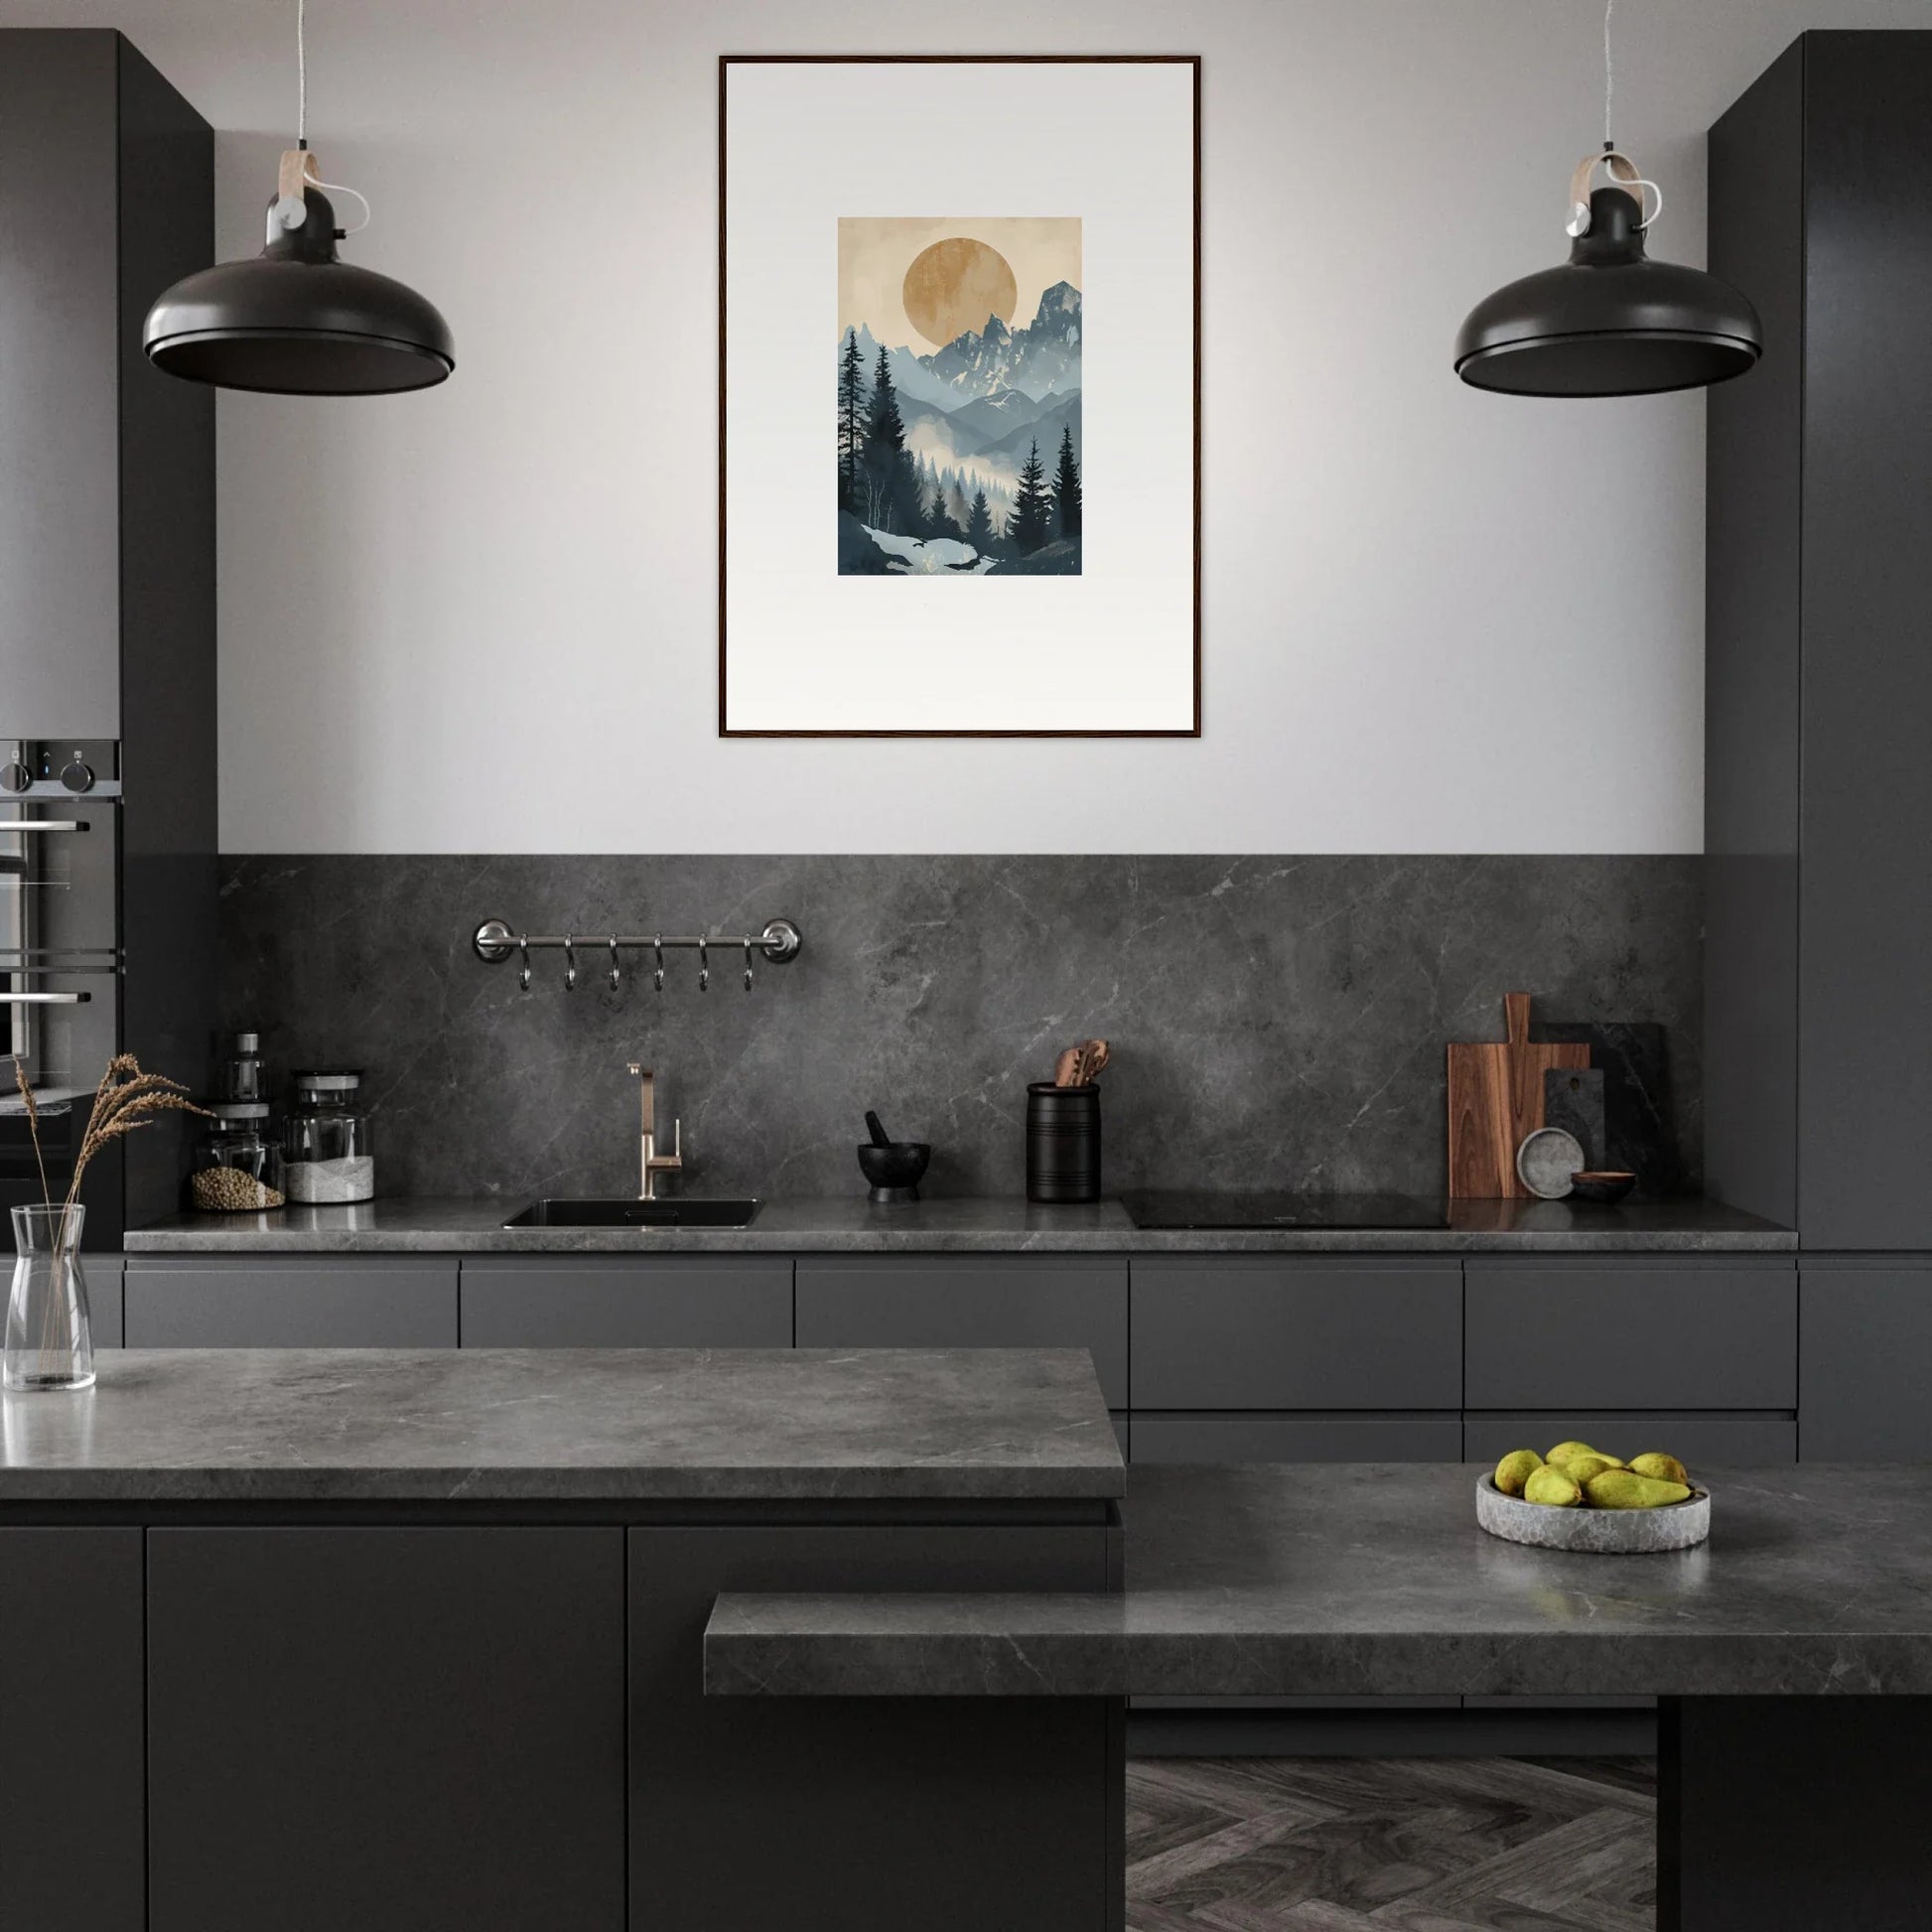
[1119,1191,1450,1231]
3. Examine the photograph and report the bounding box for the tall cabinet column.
[1707,30,1932,1455]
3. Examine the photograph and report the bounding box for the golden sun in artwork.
[900,236,1019,348]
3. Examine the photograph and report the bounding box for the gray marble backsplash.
[217,856,1703,1203]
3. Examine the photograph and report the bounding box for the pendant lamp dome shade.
[144,181,454,395]
[1455,179,1760,399]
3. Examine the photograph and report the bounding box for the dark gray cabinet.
[1463,1413,1797,1466]
[795,1256,1128,1408]
[147,1527,625,1932]
[85,1254,123,1347]
[125,1256,458,1347]
[1464,1260,1796,1411]
[628,1523,1114,1931]
[460,1256,791,1347]
[1800,1264,1932,1460]
[1708,33,1932,1250]
[0,1529,144,1931]
[1131,1259,1461,1411]
[1133,1414,1460,1463]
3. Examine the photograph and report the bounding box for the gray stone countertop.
[122,1194,1795,1255]
[705,1462,1932,1699]
[0,1347,1123,1503]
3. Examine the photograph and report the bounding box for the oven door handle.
[0,992,89,1005]
[0,820,88,835]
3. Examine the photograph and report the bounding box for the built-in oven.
[0,740,122,1236]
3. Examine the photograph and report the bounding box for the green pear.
[1524,1465,1585,1507]
[1546,1440,1599,1464]
[1554,1451,1621,1484]
[1628,1452,1690,1486]
[1585,1469,1693,1510]
[1494,1449,1543,1496]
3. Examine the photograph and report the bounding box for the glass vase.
[6,1204,95,1393]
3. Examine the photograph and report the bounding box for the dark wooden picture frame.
[718,54,1202,739]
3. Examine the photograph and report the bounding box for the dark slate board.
[1543,1066,1606,1172]
[1530,1022,1684,1198]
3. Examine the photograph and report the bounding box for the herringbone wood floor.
[1126,1756,1656,1931]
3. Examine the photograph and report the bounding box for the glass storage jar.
[215,1030,266,1103]
[283,1069,375,1204]
[190,1103,287,1212]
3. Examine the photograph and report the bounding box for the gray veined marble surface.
[705,1462,1932,1700]
[0,1348,1123,1502]
[217,854,1704,1203]
[123,1192,1794,1253]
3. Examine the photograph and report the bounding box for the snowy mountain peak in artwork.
[916,283,1083,402]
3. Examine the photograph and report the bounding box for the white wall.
[0,0,1917,854]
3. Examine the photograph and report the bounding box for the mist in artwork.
[835,216,1081,577]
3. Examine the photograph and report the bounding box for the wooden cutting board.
[1448,993,1590,1198]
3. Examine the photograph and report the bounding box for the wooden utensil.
[1448,993,1589,1198]
[1053,1046,1082,1087]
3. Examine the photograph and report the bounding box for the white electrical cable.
[1603,0,1613,149]
[312,177,371,233]
[297,0,306,147]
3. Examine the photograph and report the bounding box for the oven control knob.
[60,759,94,794]
[0,761,28,793]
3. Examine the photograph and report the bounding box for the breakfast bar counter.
[708,1460,1932,1932]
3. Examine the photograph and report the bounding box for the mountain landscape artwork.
[836,216,1082,576]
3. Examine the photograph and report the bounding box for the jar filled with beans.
[189,1103,287,1212]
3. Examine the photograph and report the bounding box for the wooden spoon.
[1053,1046,1081,1087]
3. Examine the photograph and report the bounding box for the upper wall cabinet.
[1706,32,1932,1250]
[0,31,211,738]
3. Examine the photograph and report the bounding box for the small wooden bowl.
[1569,1170,1637,1204]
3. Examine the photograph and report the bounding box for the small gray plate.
[1516,1126,1585,1199]
[1477,1475,1711,1553]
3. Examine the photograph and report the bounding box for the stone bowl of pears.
[1477,1441,1710,1553]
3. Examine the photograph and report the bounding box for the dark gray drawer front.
[84,1256,123,1348]
[1800,1266,1932,1460]
[1464,1262,1796,1410]
[125,1259,458,1348]
[1462,1412,1797,1466]
[794,1258,1127,1408]
[1131,1261,1461,1411]
[1131,1414,1462,1464]
[460,1259,791,1348]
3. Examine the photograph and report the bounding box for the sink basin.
[502,1198,762,1229]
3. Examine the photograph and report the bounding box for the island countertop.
[706,1461,1932,1699]
[121,1194,1796,1255]
[0,1347,1124,1504]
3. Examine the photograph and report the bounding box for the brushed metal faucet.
[624,1062,683,1199]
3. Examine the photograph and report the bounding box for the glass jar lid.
[207,1100,271,1124]
[291,1069,361,1093]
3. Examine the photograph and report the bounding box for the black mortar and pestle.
[858,1110,930,1204]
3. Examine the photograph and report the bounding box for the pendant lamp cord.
[1602,0,1614,148]
[297,0,307,148]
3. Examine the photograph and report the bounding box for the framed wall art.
[719,55,1200,737]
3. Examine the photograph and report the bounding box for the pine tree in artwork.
[861,345,920,532]
[1051,424,1082,540]
[965,486,994,553]
[927,464,958,533]
[836,328,869,513]
[1007,437,1052,554]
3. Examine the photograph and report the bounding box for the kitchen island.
[0,1347,1125,1932]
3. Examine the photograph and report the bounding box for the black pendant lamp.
[1454,1,1759,398]
[143,0,452,395]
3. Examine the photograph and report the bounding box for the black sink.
[502,1198,761,1229]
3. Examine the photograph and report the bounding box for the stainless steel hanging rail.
[472,916,802,994]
